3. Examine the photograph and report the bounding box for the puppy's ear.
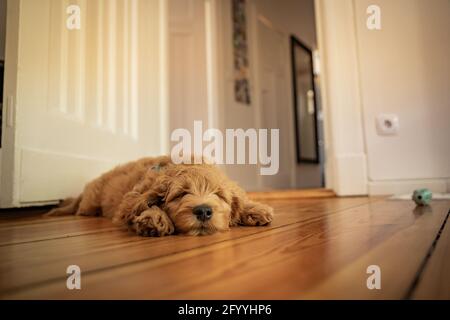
[229,184,246,226]
[147,191,164,208]
[146,177,169,208]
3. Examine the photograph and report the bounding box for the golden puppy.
[47,156,274,236]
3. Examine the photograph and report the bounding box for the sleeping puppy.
[46,156,274,236]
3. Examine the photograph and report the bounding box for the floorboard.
[0,195,449,299]
[412,209,450,299]
[302,201,450,299]
[0,198,371,295]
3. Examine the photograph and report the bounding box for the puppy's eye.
[173,191,188,200]
[147,196,163,208]
[215,192,228,202]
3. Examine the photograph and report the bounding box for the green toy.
[412,188,432,206]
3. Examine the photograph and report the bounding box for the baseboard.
[248,188,335,200]
[368,178,450,196]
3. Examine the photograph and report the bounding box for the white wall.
[214,0,260,190]
[316,0,450,195]
[355,0,450,194]
[255,0,316,49]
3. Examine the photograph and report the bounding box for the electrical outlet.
[376,114,399,136]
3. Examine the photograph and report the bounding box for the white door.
[255,17,296,189]
[0,0,167,207]
[168,0,209,138]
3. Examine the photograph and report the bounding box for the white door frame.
[0,0,20,207]
[314,0,368,196]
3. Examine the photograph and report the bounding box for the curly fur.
[46,156,274,236]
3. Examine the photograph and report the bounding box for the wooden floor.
[0,194,449,299]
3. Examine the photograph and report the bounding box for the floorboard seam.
[0,228,119,247]
[404,208,450,299]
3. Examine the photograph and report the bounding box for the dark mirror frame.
[290,35,320,164]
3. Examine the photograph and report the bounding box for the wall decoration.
[232,0,251,105]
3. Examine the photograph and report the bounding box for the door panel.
[257,19,294,189]
[1,0,166,207]
[19,148,115,203]
[168,0,208,137]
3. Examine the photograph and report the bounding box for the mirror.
[290,36,319,163]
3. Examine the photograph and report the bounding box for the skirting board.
[390,193,450,200]
[369,179,450,196]
[248,188,336,200]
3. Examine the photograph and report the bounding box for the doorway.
[167,0,325,191]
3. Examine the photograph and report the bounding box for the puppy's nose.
[193,205,213,221]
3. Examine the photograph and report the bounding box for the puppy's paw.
[241,202,274,226]
[133,206,175,237]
